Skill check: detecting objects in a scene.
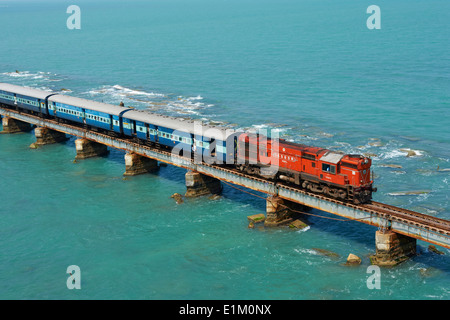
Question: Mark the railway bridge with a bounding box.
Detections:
[1,106,449,266]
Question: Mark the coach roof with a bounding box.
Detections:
[123,109,238,141]
[48,94,131,116]
[0,83,54,100]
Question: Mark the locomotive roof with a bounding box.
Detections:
[123,109,239,141]
[279,139,327,155]
[279,139,351,163]
[319,151,345,164]
[0,83,53,100]
[48,94,131,116]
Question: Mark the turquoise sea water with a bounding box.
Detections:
[0,0,449,299]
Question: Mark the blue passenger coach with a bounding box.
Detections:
[47,95,132,133]
[123,110,194,147]
[123,110,238,163]
[0,83,55,114]
[0,82,239,165]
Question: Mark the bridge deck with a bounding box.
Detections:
[1,106,449,249]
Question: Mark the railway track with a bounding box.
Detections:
[362,201,450,234]
[220,168,450,235]
[278,179,450,235]
[2,106,450,239]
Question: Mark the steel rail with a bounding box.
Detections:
[1,105,449,247]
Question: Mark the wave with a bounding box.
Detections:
[84,85,215,119]
[379,148,425,160]
[86,85,166,99]
[294,248,318,255]
[2,71,43,79]
[165,96,214,116]
[112,85,166,98]
[189,95,204,101]
[296,225,310,233]
[37,86,54,92]
[251,124,268,130]
[387,190,431,196]
[1,71,61,82]
[398,148,425,157]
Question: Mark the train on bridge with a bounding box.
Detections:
[0,83,376,204]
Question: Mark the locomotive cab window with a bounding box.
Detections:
[322,163,336,174]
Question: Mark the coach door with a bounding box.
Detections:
[131,120,137,136]
[39,99,44,116]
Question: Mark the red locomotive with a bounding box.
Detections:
[236,133,376,204]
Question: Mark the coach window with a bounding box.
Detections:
[322,163,336,174]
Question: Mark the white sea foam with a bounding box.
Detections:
[294,248,318,255]
[167,103,202,115]
[271,127,290,134]
[335,141,351,147]
[400,148,424,156]
[38,86,54,92]
[87,85,165,99]
[189,95,203,100]
[318,131,334,138]
[2,71,41,78]
[387,190,431,196]
[296,226,310,233]
[380,149,406,160]
[250,123,291,135]
[112,85,166,97]
[0,71,60,82]
[392,170,406,175]
[252,124,268,130]
[85,85,215,118]
[380,147,425,160]
[241,123,291,139]
[295,133,318,141]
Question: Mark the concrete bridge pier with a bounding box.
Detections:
[31,127,68,147]
[185,171,222,197]
[370,230,417,267]
[75,138,108,160]
[265,196,309,227]
[1,116,32,134]
[124,152,159,176]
